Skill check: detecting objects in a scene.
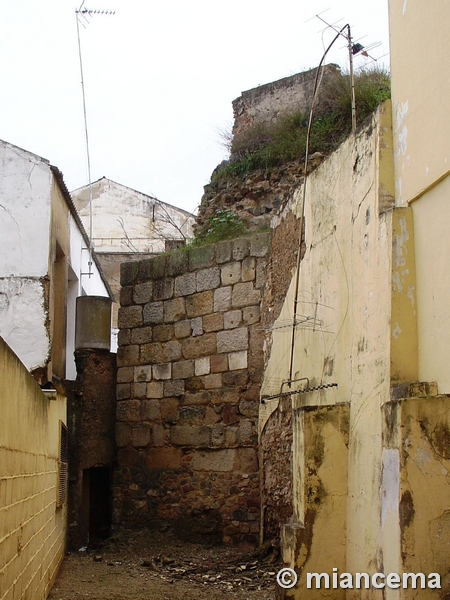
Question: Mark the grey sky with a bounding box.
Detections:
[0,0,389,213]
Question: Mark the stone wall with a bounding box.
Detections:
[231,65,340,141]
[114,233,271,544]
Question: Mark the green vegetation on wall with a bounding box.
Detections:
[215,67,391,180]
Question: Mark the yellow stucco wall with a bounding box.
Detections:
[0,338,67,600]
[390,0,450,394]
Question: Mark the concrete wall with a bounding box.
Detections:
[390,0,450,393]
[0,338,67,600]
[114,233,271,544]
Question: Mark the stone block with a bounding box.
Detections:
[152,423,165,447]
[137,257,153,281]
[140,342,164,364]
[204,406,221,425]
[232,283,261,308]
[189,245,215,270]
[211,424,225,447]
[228,350,248,371]
[221,262,241,286]
[185,376,206,392]
[120,260,139,286]
[190,316,203,337]
[240,420,257,445]
[193,449,237,472]
[141,398,161,421]
[171,425,210,447]
[205,374,222,389]
[164,379,185,397]
[174,319,191,339]
[224,310,242,330]
[222,370,248,387]
[166,249,189,277]
[215,240,232,264]
[118,328,131,347]
[202,312,223,332]
[120,285,133,307]
[239,399,259,417]
[116,383,131,400]
[222,404,239,424]
[134,365,152,382]
[133,281,153,304]
[145,381,163,399]
[151,254,167,279]
[182,333,216,359]
[197,267,221,292]
[153,363,172,380]
[217,327,248,353]
[183,391,211,406]
[186,291,214,318]
[235,448,258,473]
[117,399,141,422]
[164,297,186,323]
[195,357,210,376]
[233,237,250,260]
[132,425,151,447]
[132,382,147,398]
[118,305,143,329]
[117,366,134,383]
[250,232,271,257]
[225,427,238,446]
[153,324,174,342]
[131,326,153,345]
[152,278,174,301]
[174,272,196,297]
[161,397,180,421]
[241,257,256,282]
[255,258,268,289]
[146,447,182,470]
[143,301,164,324]
[163,340,182,362]
[242,306,260,325]
[214,287,232,312]
[179,406,206,425]
[210,354,228,373]
[115,422,131,447]
[173,360,195,379]
[211,388,240,405]
[117,345,140,367]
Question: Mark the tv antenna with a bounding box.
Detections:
[75,1,115,276]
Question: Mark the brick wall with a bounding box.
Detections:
[114,233,271,544]
[0,337,67,600]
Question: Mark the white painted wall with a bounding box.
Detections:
[66,213,111,379]
[0,140,51,278]
[72,178,194,254]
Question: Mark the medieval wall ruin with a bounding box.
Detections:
[113,233,271,544]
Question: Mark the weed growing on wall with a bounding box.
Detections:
[190,209,247,247]
[215,67,390,180]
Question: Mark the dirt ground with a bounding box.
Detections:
[49,530,280,600]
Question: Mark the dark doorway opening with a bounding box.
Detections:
[83,466,111,546]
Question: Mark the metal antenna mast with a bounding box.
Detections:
[75,2,115,277]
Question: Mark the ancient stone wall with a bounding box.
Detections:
[114,233,271,544]
[232,65,340,141]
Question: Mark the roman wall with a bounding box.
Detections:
[113,233,271,544]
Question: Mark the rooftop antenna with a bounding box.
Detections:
[75,1,115,277]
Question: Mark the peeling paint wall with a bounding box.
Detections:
[390,1,450,393]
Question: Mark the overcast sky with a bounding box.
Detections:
[0,0,389,214]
